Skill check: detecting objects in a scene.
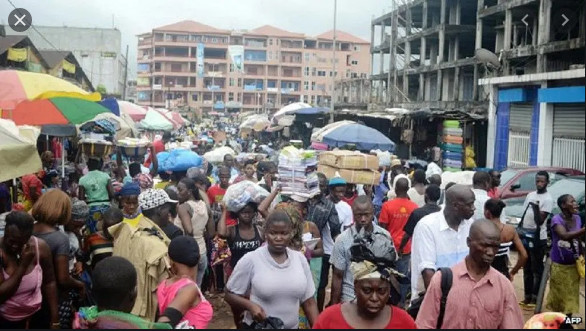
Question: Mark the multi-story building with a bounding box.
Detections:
[135,20,370,114]
[477,0,585,172]
[367,0,585,170]
[12,26,128,96]
[370,0,486,113]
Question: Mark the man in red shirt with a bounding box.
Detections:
[378,178,418,308]
[207,167,235,226]
[144,132,171,168]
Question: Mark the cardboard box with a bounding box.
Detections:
[319,150,379,170]
[318,164,381,185]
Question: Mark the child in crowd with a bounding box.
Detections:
[83,207,123,270]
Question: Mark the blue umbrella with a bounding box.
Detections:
[321,123,395,152]
[98,98,120,116]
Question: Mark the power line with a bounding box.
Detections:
[6,0,61,51]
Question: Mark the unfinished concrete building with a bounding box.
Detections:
[370,0,487,115]
[478,0,585,171]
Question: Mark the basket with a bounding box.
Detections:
[120,145,149,158]
[80,141,113,158]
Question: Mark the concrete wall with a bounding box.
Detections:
[13,26,126,95]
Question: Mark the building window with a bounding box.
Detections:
[230,64,234,72]
[304,81,309,90]
[229,92,234,101]
[311,67,317,76]
[192,94,198,101]
[229,78,235,86]
[354,45,360,51]
[269,38,273,46]
[304,67,309,77]
[311,82,316,91]
[304,53,310,62]
[212,38,217,43]
[351,60,358,65]
[318,70,326,77]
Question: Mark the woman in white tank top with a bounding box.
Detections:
[176,178,215,287]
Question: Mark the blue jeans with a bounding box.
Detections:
[395,254,411,308]
[197,254,208,288]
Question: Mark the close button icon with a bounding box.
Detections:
[8,8,32,33]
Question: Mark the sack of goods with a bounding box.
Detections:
[79,138,113,158]
[160,149,203,172]
[317,150,381,185]
[118,138,150,158]
[222,180,270,213]
[203,146,236,164]
[278,146,320,196]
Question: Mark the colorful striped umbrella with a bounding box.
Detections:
[11,97,111,126]
[0,70,101,111]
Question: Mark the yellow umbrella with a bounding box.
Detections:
[0,70,101,112]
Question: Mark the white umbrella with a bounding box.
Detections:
[240,114,271,132]
[271,102,312,123]
[0,119,42,182]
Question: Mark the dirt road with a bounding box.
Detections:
[207,251,585,329]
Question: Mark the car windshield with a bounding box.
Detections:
[499,169,518,188]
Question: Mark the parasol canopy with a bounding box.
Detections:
[10,97,111,126]
[165,111,187,127]
[119,101,148,122]
[312,121,395,152]
[139,109,176,131]
[271,102,312,122]
[239,114,271,132]
[0,70,101,111]
[0,119,42,182]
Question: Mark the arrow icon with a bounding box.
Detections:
[522,14,529,26]
[562,14,570,26]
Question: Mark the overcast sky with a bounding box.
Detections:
[1,0,393,76]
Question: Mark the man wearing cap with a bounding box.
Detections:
[108,188,172,321]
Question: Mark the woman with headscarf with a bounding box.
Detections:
[225,210,319,329]
[313,230,416,329]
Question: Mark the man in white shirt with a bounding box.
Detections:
[410,184,475,305]
[471,171,491,221]
[519,171,553,307]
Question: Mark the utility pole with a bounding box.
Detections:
[123,44,129,100]
[330,0,337,123]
